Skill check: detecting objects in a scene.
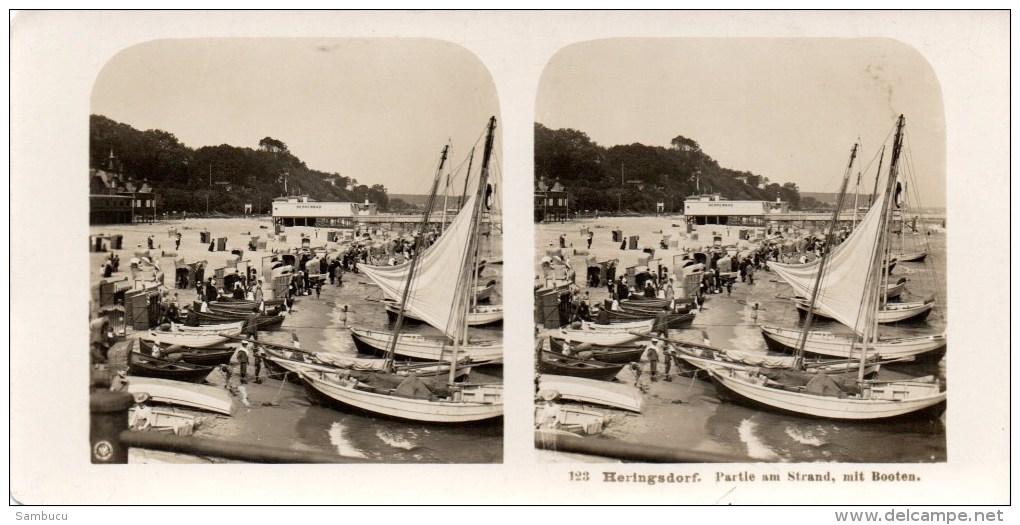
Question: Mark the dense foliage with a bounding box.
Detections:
[90,114,396,214]
[534,123,805,213]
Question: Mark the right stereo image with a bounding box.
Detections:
[533,39,948,463]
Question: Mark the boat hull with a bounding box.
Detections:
[605,308,695,328]
[142,332,229,348]
[709,368,946,421]
[171,321,244,336]
[124,376,234,415]
[299,370,502,423]
[549,329,643,347]
[138,339,235,367]
[383,299,503,326]
[547,338,643,364]
[894,251,928,263]
[796,300,934,324]
[127,352,215,383]
[350,327,502,363]
[537,351,625,381]
[536,374,645,413]
[760,325,946,360]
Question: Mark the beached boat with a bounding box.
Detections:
[207,304,285,317]
[893,250,928,263]
[537,374,645,413]
[170,321,244,336]
[300,369,502,423]
[760,325,946,360]
[186,310,286,330]
[549,327,644,347]
[671,341,883,377]
[256,338,470,378]
[884,276,908,300]
[535,403,609,435]
[708,368,945,420]
[138,338,236,367]
[537,350,625,381]
[795,297,934,324]
[382,298,503,326]
[546,337,644,364]
[299,117,503,423]
[710,117,947,421]
[141,330,229,349]
[604,308,695,328]
[129,406,205,435]
[580,319,653,332]
[127,351,216,383]
[350,327,502,363]
[474,281,497,302]
[123,376,234,415]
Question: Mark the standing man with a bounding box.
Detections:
[253,280,265,313]
[175,232,182,250]
[605,261,617,296]
[205,278,219,302]
[615,276,630,301]
[644,338,660,382]
[236,339,251,384]
[252,345,266,384]
[586,231,593,249]
[654,305,670,338]
[663,343,677,381]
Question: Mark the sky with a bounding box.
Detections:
[536,39,946,207]
[91,39,500,195]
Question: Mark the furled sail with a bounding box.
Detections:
[769,186,888,335]
[358,193,478,340]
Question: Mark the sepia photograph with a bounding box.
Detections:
[86,38,504,464]
[533,39,949,463]
[9,10,1010,507]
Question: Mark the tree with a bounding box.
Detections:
[670,135,701,152]
[258,137,288,153]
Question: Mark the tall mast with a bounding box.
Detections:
[794,143,856,369]
[448,117,496,385]
[383,145,447,371]
[852,142,862,228]
[441,152,451,234]
[858,115,906,381]
[869,145,885,208]
[459,147,475,210]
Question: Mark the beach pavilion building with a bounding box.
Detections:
[271,195,378,228]
[682,194,789,226]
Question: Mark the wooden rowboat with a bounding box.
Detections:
[127,351,215,384]
[537,374,645,413]
[537,350,625,382]
[124,376,234,415]
[138,339,236,367]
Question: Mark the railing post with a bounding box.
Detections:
[90,389,134,464]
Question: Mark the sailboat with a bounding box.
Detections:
[348,141,503,362]
[297,117,503,423]
[712,116,946,420]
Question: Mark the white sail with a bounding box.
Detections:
[769,187,887,335]
[358,193,478,340]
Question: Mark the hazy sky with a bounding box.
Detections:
[536,39,946,207]
[91,39,500,194]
